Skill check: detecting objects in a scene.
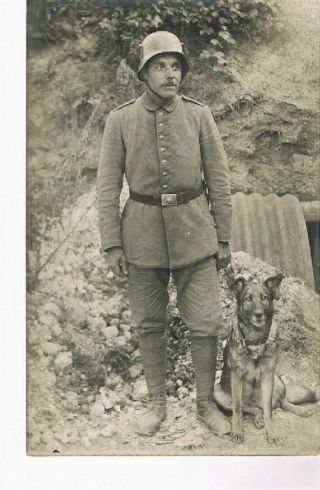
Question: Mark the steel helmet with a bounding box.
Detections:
[137,31,189,81]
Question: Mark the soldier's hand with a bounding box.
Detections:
[216,241,231,270]
[106,247,128,277]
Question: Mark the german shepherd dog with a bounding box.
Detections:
[214,271,316,444]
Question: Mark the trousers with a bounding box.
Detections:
[127,256,223,338]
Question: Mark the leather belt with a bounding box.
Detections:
[129,185,204,207]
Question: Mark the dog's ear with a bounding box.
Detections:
[229,276,246,297]
[264,273,284,300]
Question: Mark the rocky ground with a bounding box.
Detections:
[27,191,320,456]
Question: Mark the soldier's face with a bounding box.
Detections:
[143,54,182,99]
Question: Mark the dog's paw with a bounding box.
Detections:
[230,431,244,444]
[254,413,265,429]
[300,407,313,417]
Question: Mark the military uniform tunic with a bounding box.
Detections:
[97,90,232,269]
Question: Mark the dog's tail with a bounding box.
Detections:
[280,383,318,417]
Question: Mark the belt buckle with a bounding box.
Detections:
[161,193,178,206]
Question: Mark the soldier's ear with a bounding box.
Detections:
[140,67,147,82]
[229,276,246,298]
[264,273,284,300]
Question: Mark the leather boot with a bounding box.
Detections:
[191,336,231,436]
[135,332,167,436]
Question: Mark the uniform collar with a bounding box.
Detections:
[141,88,179,112]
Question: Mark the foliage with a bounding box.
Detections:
[26,157,88,290]
[28,0,279,65]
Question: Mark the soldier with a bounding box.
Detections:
[97,31,232,436]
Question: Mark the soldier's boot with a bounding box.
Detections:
[191,336,231,436]
[135,332,167,436]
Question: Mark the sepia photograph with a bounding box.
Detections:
[25,0,319,457]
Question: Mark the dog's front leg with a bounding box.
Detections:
[231,372,244,443]
[261,371,278,444]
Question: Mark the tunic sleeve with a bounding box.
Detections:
[200,106,232,241]
[96,110,125,251]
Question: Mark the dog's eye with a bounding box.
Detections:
[260,294,268,301]
[244,296,252,302]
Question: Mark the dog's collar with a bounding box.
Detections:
[232,317,277,348]
[238,322,269,346]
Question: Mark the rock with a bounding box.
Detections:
[121,310,131,322]
[42,302,62,318]
[215,369,222,383]
[132,349,141,360]
[189,390,196,401]
[50,323,63,337]
[123,331,132,341]
[28,323,40,345]
[81,404,90,415]
[65,391,79,410]
[120,323,131,332]
[105,295,123,317]
[38,370,57,389]
[54,351,73,370]
[166,379,176,395]
[102,326,119,339]
[99,392,115,410]
[132,378,148,401]
[132,401,143,408]
[110,318,120,327]
[129,363,143,380]
[88,316,105,333]
[118,395,129,408]
[105,373,122,389]
[39,356,50,368]
[177,387,189,399]
[38,422,50,434]
[46,403,58,416]
[41,341,63,356]
[114,336,127,347]
[41,430,55,444]
[39,324,52,341]
[63,297,89,327]
[89,400,105,419]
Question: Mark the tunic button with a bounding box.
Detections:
[160,147,165,152]
[162,171,167,176]
[159,135,164,139]
[159,122,164,127]
[163,184,168,190]
[162,159,167,164]
[159,111,164,116]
